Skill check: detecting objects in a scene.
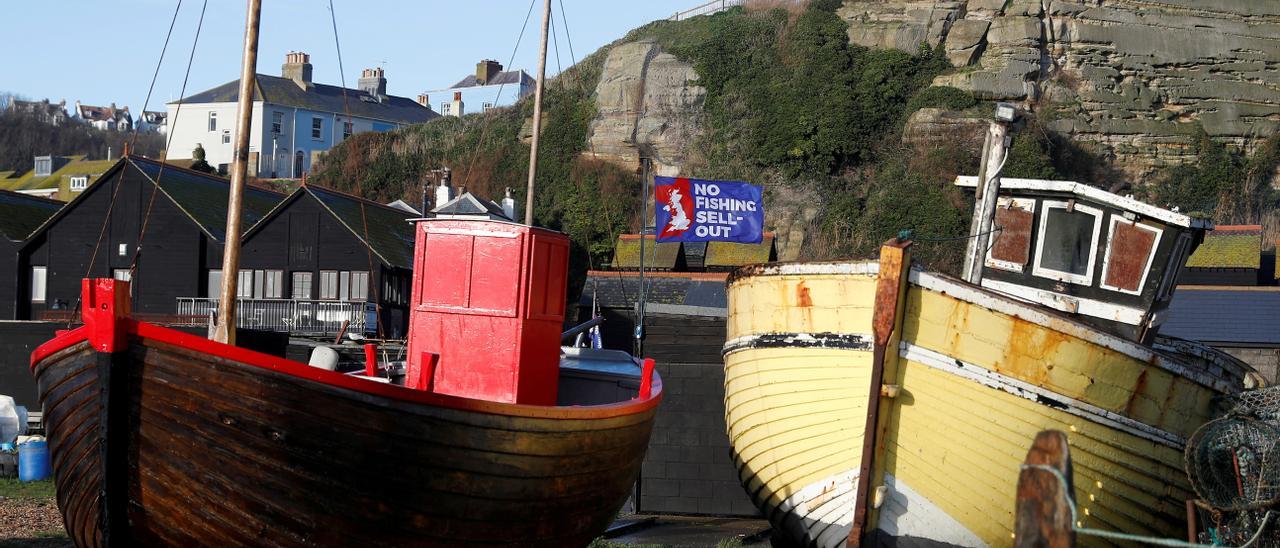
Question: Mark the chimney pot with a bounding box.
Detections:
[417,93,430,107]
[476,59,503,85]
[358,67,388,98]
[283,51,314,89]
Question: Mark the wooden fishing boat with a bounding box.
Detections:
[33,0,662,545]
[33,280,660,547]
[722,177,1251,546]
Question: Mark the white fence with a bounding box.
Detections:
[175,298,377,336]
[668,0,744,21]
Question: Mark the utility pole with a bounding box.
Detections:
[212,0,263,345]
[962,103,1017,285]
[523,0,552,225]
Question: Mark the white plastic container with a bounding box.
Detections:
[0,396,26,444]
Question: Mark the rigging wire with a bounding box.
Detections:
[329,0,386,339]
[557,0,578,67]
[459,0,537,192]
[130,0,210,274]
[549,9,562,77]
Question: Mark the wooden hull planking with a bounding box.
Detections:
[33,320,660,547]
[723,261,1230,547]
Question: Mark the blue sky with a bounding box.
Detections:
[1,0,695,113]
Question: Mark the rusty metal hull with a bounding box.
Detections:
[33,321,660,547]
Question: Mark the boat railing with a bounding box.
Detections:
[174,297,377,336]
[667,0,743,21]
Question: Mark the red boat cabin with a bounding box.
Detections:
[404,217,570,405]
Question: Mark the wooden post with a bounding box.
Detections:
[848,237,912,545]
[1015,430,1076,548]
[213,0,263,345]
[962,120,1010,284]
[523,0,553,225]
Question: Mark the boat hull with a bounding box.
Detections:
[724,261,1239,547]
[34,320,659,547]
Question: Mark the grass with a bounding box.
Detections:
[0,479,55,501]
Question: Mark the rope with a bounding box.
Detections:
[1020,464,1274,547]
[557,0,578,67]
[459,0,537,192]
[329,0,385,339]
[131,0,209,274]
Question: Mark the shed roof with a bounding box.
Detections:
[26,156,285,244]
[247,185,417,269]
[611,235,682,270]
[705,234,775,268]
[0,189,63,241]
[1160,289,1280,347]
[1186,226,1261,269]
[174,74,437,125]
[584,271,728,311]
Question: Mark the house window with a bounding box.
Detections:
[30,266,46,303]
[482,102,494,112]
[294,151,304,177]
[311,117,323,139]
[319,270,339,300]
[207,269,222,296]
[237,270,254,298]
[263,270,283,299]
[440,102,450,115]
[350,271,369,301]
[208,111,217,132]
[292,272,313,299]
[113,269,132,282]
[342,121,353,140]
[222,130,231,144]
[985,197,1035,273]
[1100,218,1163,295]
[1032,201,1103,285]
[272,111,283,134]
[69,175,89,192]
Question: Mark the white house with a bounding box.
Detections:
[423,60,534,117]
[165,51,438,178]
[138,111,167,135]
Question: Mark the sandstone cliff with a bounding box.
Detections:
[840,0,1280,178]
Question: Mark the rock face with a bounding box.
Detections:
[586,41,706,176]
[847,0,1280,179]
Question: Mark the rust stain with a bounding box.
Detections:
[1126,369,1149,416]
[991,206,1033,266]
[1004,319,1069,387]
[795,282,813,307]
[1104,221,1157,292]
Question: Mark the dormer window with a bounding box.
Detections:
[34,156,52,177]
[69,175,89,191]
[1032,200,1102,285]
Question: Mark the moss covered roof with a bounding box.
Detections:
[1186,228,1261,269]
[611,235,681,270]
[0,189,62,241]
[305,185,417,269]
[0,156,115,192]
[705,235,775,268]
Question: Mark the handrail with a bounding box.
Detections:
[561,316,604,342]
[667,0,742,21]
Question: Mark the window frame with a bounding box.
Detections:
[30,266,47,303]
[350,271,369,301]
[271,111,283,135]
[221,129,231,144]
[984,197,1036,273]
[311,117,323,140]
[207,269,222,297]
[291,271,313,300]
[1098,217,1163,296]
[319,270,339,300]
[208,111,217,132]
[69,175,89,191]
[342,121,353,140]
[263,270,284,299]
[237,270,254,298]
[1031,200,1104,286]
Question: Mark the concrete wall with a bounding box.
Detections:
[1223,346,1280,384]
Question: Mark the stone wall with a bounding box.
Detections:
[844,0,1280,179]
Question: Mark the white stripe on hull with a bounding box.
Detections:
[877,474,987,547]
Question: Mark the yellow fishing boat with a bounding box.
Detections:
[723,176,1252,546]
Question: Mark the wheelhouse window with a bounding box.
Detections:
[291,272,313,299]
[1032,201,1103,285]
[1100,218,1162,295]
[30,266,46,303]
[985,197,1035,272]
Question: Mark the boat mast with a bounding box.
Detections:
[523,0,552,225]
[212,0,264,344]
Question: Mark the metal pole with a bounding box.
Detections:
[963,120,1010,285]
[213,0,263,345]
[635,158,650,357]
[523,0,552,225]
[963,125,995,283]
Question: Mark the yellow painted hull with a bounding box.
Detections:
[724,262,1237,547]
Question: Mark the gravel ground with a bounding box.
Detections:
[0,496,68,547]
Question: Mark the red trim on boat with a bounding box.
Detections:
[31,318,662,420]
